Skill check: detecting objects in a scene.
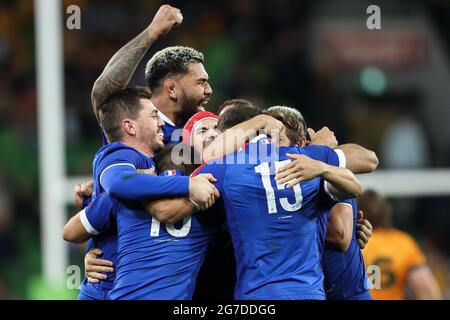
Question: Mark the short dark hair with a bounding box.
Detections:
[154,144,200,176]
[217,98,255,115]
[145,46,204,92]
[98,86,151,143]
[217,104,262,132]
[264,106,307,145]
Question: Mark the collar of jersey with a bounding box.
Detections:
[157,110,176,127]
[250,133,270,143]
[238,134,271,152]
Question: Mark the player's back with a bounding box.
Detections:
[362,228,426,300]
[217,140,340,300]
[107,169,220,300]
[108,201,219,300]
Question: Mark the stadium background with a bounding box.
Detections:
[0,0,450,299]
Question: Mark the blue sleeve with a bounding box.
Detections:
[337,198,358,217]
[337,198,354,206]
[100,164,189,201]
[81,196,92,209]
[300,145,346,168]
[320,188,357,212]
[192,161,226,195]
[80,193,116,235]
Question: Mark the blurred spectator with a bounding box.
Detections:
[358,190,442,300]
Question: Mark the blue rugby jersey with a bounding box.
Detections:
[78,142,188,299]
[107,170,220,299]
[194,136,346,300]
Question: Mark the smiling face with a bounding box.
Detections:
[191,117,220,152]
[175,63,213,123]
[134,98,165,155]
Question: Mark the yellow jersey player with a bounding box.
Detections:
[358,190,442,300]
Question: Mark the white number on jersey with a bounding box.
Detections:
[255,160,303,214]
[150,216,192,237]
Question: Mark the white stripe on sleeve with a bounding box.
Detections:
[323,181,339,202]
[80,208,100,235]
[334,149,347,168]
[336,202,353,209]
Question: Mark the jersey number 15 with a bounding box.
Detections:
[255,160,303,214]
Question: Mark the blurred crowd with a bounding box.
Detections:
[0,0,449,298]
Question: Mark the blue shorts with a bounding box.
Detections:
[78,282,110,300]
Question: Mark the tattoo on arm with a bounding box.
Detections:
[91,28,156,117]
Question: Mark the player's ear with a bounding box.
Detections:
[122,118,137,136]
[164,79,177,100]
[299,136,307,147]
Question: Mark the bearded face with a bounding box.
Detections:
[174,63,212,126]
[175,88,205,125]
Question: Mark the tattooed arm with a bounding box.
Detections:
[91,4,183,117]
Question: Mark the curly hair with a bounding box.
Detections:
[145,46,204,92]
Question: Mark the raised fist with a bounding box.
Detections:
[148,5,183,39]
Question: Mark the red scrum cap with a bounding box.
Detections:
[182,111,218,146]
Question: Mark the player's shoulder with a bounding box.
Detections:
[96,142,146,163]
[96,141,134,156]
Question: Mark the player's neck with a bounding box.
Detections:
[151,96,180,125]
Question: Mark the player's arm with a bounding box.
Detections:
[144,163,225,223]
[101,164,217,208]
[139,169,203,223]
[407,265,443,300]
[325,203,354,251]
[275,142,376,187]
[144,197,201,224]
[322,166,363,200]
[308,127,379,173]
[275,154,362,199]
[64,193,116,245]
[91,5,182,117]
[63,210,91,244]
[202,115,284,163]
[338,143,378,174]
[66,179,95,243]
[63,194,113,243]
